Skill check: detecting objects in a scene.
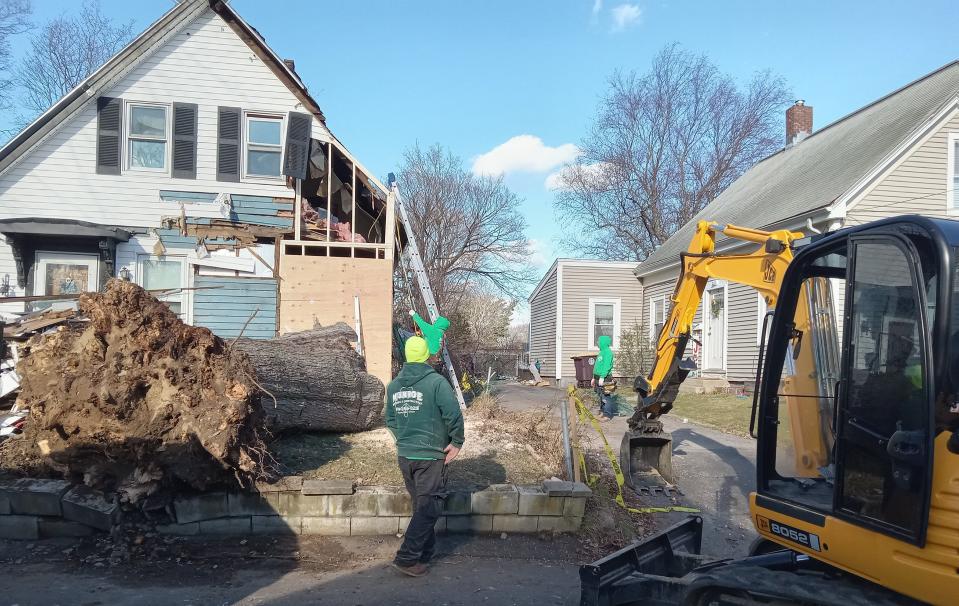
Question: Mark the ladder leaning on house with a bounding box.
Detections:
[387,173,467,410]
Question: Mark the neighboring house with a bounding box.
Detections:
[528,259,640,385]
[637,60,959,386]
[0,0,397,385]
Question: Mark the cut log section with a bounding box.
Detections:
[234,323,385,433]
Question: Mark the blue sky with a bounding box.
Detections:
[9,0,959,314]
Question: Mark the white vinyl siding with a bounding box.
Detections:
[528,267,558,378]
[846,111,959,225]
[0,8,331,228]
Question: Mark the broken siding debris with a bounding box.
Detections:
[192,276,277,340]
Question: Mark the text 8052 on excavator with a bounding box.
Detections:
[583,215,959,606]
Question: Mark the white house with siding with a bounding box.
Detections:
[0,0,398,384]
[636,60,959,387]
[528,259,640,385]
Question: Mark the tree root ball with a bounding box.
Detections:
[13,279,270,503]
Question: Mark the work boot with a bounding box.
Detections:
[392,562,429,577]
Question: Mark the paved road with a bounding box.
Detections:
[495,383,757,558]
[0,534,582,606]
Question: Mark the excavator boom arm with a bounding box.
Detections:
[630,220,802,428]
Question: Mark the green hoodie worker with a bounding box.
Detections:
[591,335,616,421]
[409,309,450,355]
[385,336,464,577]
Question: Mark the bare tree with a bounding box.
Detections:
[394,143,533,317]
[554,44,791,260]
[16,0,133,119]
[0,0,31,111]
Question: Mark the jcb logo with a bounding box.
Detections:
[761,258,776,283]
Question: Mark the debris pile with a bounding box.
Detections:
[234,323,385,433]
[6,280,269,502]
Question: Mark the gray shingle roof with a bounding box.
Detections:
[637,60,959,275]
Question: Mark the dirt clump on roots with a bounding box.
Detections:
[0,279,270,503]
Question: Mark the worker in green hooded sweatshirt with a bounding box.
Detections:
[591,335,616,421]
[385,336,464,577]
[409,309,450,356]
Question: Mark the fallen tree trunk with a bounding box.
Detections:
[235,324,385,433]
[9,280,270,503]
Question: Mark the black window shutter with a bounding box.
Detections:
[96,97,122,175]
[172,102,198,179]
[282,111,312,180]
[217,106,241,182]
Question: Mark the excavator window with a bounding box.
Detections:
[835,238,929,537]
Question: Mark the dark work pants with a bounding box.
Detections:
[395,457,447,566]
[596,378,617,419]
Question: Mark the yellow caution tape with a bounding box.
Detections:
[567,387,700,516]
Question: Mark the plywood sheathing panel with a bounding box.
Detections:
[279,255,393,386]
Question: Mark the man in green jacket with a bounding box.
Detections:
[386,336,465,577]
[591,335,616,421]
[409,309,450,356]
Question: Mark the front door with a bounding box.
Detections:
[34,252,99,309]
[705,283,725,370]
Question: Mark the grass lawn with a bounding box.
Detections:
[668,392,754,436]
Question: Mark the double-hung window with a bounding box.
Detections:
[589,298,621,349]
[128,103,168,171]
[245,114,283,178]
[138,255,188,321]
[650,296,666,342]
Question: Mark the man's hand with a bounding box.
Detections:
[598,377,605,387]
[590,378,596,387]
[408,309,416,316]
[443,444,461,465]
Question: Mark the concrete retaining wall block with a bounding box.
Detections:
[199,517,251,535]
[517,485,564,516]
[492,515,539,533]
[351,516,400,536]
[327,491,379,517]
[255,476,303,493]
[369,486,412,516]
[564,497,587,518]
[471,484,519,515]
[301,516,350,536]
[174,493,229,524]
[443,491,472,516]
[0,515,39,540]
[301,479,354,495]
[0,478,72,517]
[39,519,96,538]
[447,515,492,533]
[61,485,118,531]
[228,492,279,517]
[156,522,199,536]
[538,515,584,532]
[276,493,328,517]
[252,515,301,535]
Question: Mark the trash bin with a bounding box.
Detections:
[571,355,597,388]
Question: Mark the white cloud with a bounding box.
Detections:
[472,135,581,177]
[527,238,551,268]
[611,3,641,31]
[592,0,603,16]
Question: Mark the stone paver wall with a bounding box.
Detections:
[0,477,591,539]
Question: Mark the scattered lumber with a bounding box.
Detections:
[234,324,385,433]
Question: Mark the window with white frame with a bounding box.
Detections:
[649,296,666,342]
[245,114,283,178]
[127,103,169,171]
[138,255,188,320]
[949,133,959,211]
[588,298,621,349]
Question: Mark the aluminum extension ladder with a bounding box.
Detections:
[387,173,467,409]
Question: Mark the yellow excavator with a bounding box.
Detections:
[582,215,959,606]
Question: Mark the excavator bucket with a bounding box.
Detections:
[620,429,673,488]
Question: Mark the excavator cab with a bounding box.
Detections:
[585,216,959,605]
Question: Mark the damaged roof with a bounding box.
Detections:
[638,60,959,276]
[0,0,327,175]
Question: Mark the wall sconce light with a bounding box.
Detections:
[118,267,132,281]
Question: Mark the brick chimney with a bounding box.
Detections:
[786,100,813,146]
[283,58,296,73]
